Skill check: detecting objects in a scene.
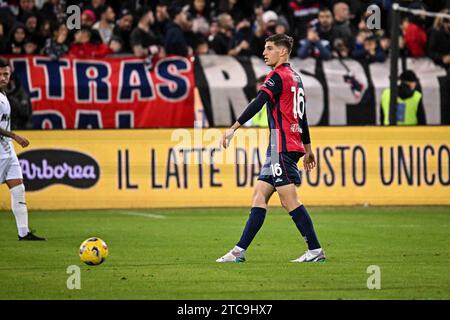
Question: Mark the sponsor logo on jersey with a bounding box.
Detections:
[290,123,303,133]
[18,149,100,191]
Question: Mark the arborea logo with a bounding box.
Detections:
[18,149,100,191]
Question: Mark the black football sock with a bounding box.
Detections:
[289,205,321,250]
[236,207,266,250]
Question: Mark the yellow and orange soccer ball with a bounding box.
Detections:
[79,237,109,265]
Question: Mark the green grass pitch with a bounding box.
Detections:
[0,206,449,300]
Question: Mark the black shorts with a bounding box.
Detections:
[258,152,303,188]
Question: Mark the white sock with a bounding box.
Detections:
[234,246,245,252]
[10,184,29,237]
[309,248,322,254]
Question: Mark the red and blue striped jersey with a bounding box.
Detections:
[259,63,310,154]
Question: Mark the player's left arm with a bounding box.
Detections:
[0,128,29,148]
[301,109,316,171]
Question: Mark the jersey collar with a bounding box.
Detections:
[275,62,290,70]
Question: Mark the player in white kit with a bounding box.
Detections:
[0,58,45,240]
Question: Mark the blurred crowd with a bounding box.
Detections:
[0,0,449,68]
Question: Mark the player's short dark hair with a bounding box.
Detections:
[265,33,294,54]
[0,58,10,68]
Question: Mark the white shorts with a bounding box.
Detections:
[0,154,23,184]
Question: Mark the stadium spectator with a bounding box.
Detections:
[108,35,125,55]
[68,9,103,45]
[112,8,134,53]
[183,9,199,52]
[37,18,52,48]
[153,0,170,42]
[428,11,450,68]
[379,34,391,56]
[352,33,386,63]
[42,22,69,60]
[314,7,335,42]
[17,0,39,22]
[195,34,211,55]
[129,7,160,58]
[68,28,113,58]
[188,0,211,36]
[21,12,39,38]
[164,4,192,57]
[38,0,67,23]
[208,16,219,39]
[333,1,356,52]
[397,22,410,62]
[297,27,332,60]
[228,17,253,57]
[5,23,27,55]
[250,7,274,57]
[252,1,291,42]
[210,12,252,56]
[209,13,233,54]
[380,70,426,125]
[288,0,320,40]
[5,73,33,130]
[297,7,335,60]
[275,19,290,35]
[356,9,386,45]
[23,34,40,54]
[84,0,107,21]
[81,9,97,28]
[0,5,16,35]
[351,8,389,63]
[256,8,290,37]
[332,37,350,58]
[402,1,428,58]
[93,5,116,44]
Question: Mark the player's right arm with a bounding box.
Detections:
[220,90,270,149]
[0,128,29,147]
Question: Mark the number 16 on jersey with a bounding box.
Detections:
[291,86,305,120]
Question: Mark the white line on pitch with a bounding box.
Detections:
[112,211,167,219]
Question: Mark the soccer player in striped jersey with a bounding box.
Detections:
[216,34,325,263]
